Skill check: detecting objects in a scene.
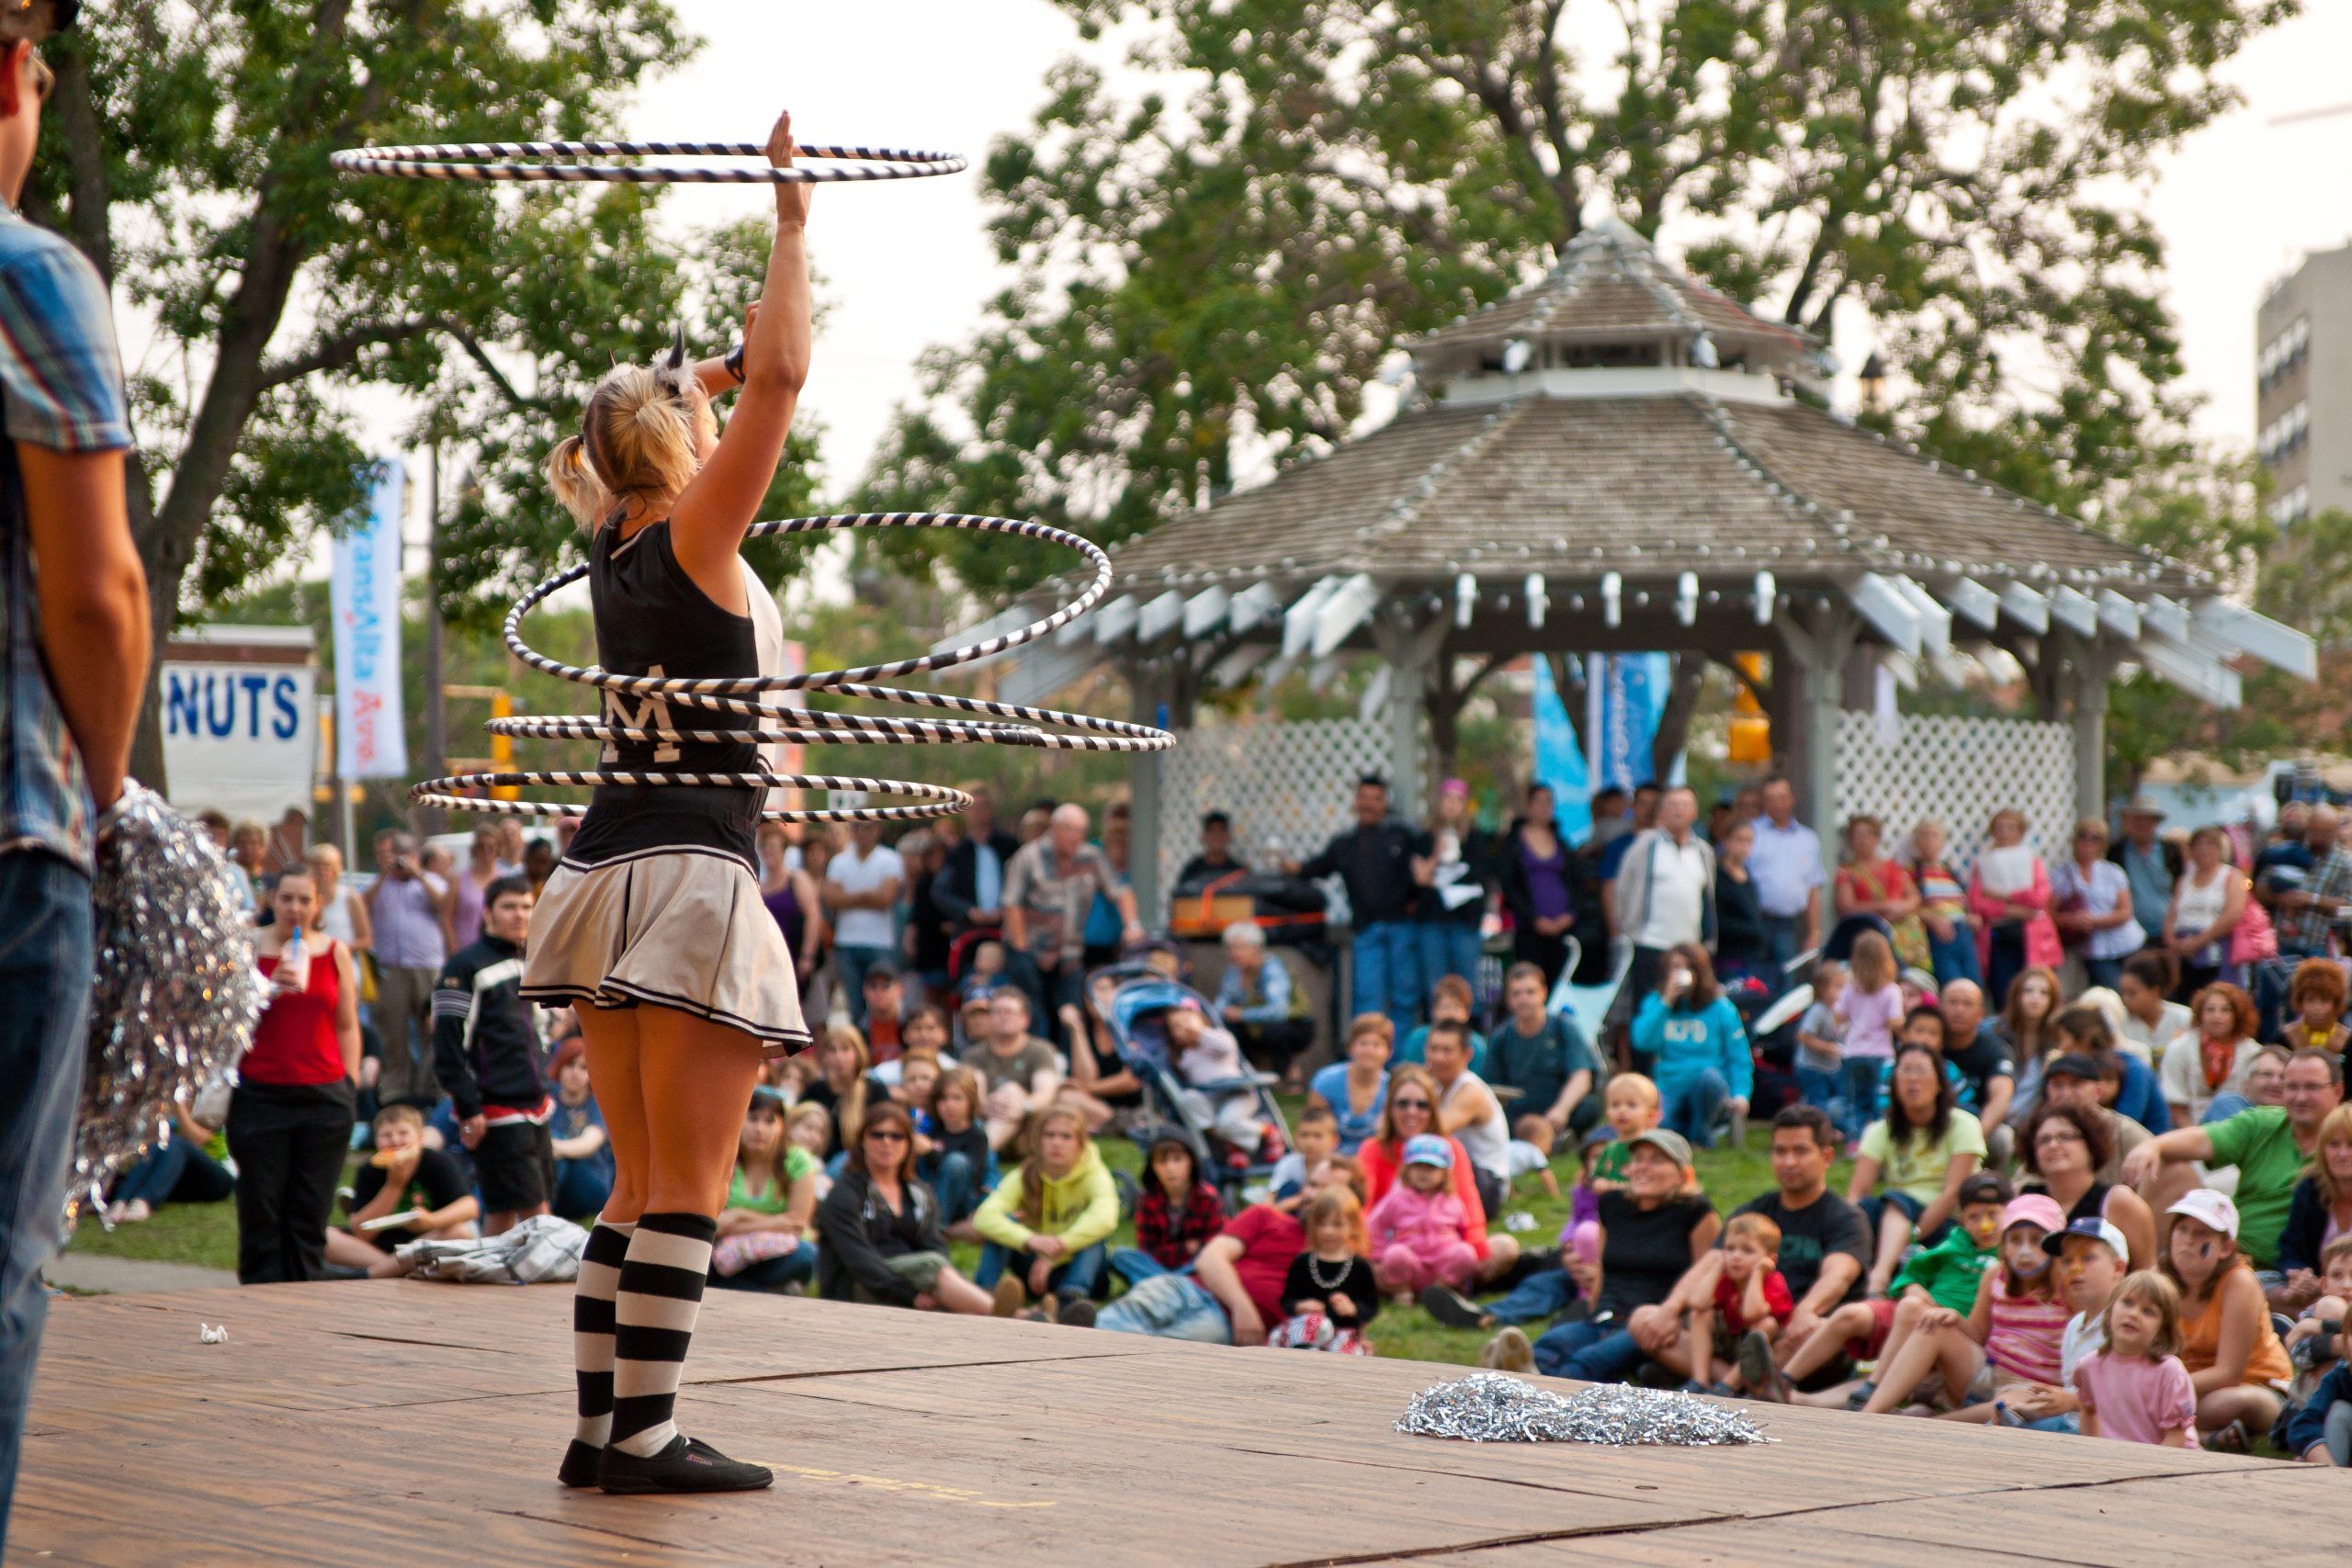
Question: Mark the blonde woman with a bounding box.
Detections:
[519,108,813,1496]
[303,842,370,954]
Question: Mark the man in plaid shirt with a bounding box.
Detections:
[0,2,153,1548]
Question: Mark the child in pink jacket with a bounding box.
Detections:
[1365,1135,1479,1297]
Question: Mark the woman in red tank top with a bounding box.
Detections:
[226,871,359,1283]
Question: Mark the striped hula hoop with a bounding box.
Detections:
[411,512,1171,822]
[328,140,967,185]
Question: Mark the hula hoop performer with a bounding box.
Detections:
[528,108,811,1497]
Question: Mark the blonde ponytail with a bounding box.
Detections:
[547,360,708,531]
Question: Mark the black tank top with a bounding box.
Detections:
[563,517,762,871]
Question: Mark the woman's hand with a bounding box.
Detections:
[767,108,810,228]
[1029,1234,1068,1259]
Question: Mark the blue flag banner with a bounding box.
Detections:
[330,462,409,779]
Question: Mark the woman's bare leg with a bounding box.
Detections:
[1862,1324,1971,1415]
[931,1264,994,1315]
[582,1007,648,1224]
[1867,1209,1913,1295]
[1782,1300,1875,1385]
[1473,1234,1522,1284]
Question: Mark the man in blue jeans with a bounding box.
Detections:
[1287,774,1430,1038]
[0,4,153,1546]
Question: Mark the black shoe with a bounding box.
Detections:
[318,1264,369,1281]
[558,1438,603,1489]
[597,1434,774,1495]
[1056,1298,1097,1328]
[1419,1284,1487,1330]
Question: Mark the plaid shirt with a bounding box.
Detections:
[0,204,131,874]
[1134,1179,1227,1270]
[2280,847,2352,953]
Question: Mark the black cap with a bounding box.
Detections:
[0,0,76,41]
[2043,1052,2101,1081]
[861,960,899,986]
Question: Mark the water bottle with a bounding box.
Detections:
[279,926,307,993]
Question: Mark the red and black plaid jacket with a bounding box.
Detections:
[1136,1179,1227,1269]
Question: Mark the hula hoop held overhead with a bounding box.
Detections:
[331,139,1170,826]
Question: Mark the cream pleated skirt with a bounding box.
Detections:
[522,847,809,1055]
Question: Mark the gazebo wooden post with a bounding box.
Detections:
[2052,631,2119,825]
[1374,613,1449,820]
[1773,601,1860,870]
[1127,655,1174,925]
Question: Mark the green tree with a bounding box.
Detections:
[857,0,2289,631]
[35,2,820,793]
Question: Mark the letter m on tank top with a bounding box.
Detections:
[602,664,682,765]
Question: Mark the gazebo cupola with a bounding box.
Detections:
[947,223,2315,922]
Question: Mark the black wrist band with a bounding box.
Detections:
[724,342,746,383]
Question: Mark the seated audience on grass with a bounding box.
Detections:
[786,1104,835,1201]
[1996,1214,2131,1434]
[2075,1270,2199,1447]
[1270,1105,1340,1212]
[2124,1049,2346,1286]
[1708,1107,1872,1392]
[1059,971,1145,1132]
[1167,998,1269,1161]
[547,1038,613,1223]
[917,1065,990,1238]
[1485,962,1602,1145]
[1214,920,1315,1088]
[1396,973,1489,1076]
[2032,1052,2154,1185]
[1877,1005,1971,1122]
[2278,1104,2352,1311]
[1095,1158,1365,1345]
[799,1021,884,1163]
[891,1049,942,1131]
[1273,1188,1379,1354]
[1511,1128,1721,1384]
[1849,1041,1985,1297]
[2018,1099,2156,1270]
[1680,1213,1793,1395]
[814,1102,993,1314]
[974,1105,1118,1321]
[709,1087,819,1292]
[1419,1125,1621,1337]
[2154,1189,2293,1450]
[2158,983,2262,1128]
[2282,1301,2352,1465]
[971,989,1063,1152]
[1768,1171,2007,1405]
[2278,958,2350,1056]
[2116,951,2191,1066]
[2279,1235,2352,1464]
[1112,1134,1225,1284]
[1587,1073,1660,1198]
[1994,965,2064,1100]
[1507,1114,1564,1201]
[105,1103,234,1226]
[1367,1135,1480,1299]
[327,1103,479,1279]
[1855,1193,2065,1418]
[1356,1065,1519,1286]
[1422,1021,1512,1215]
[1630,942,1752,1150]
[1306,1013,1394,1154]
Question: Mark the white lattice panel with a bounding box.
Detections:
[1834,711,2076,874]
[1158,716,1391,922]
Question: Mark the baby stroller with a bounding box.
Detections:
[1098,968,1292,1207]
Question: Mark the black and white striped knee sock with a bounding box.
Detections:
[572,1218,636,1449]
[610,1211,718,1459]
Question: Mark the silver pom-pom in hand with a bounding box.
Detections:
[1396,1373,1772,1447]
[69,782,266,1230]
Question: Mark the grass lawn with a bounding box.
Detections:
[65,1113,1838,1369]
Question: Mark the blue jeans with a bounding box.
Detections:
[835,944,893,1028]
[711,1245,817,1292]
[1352,921,1422,1037]
[1795,1064,1841,1119]
[1485,1266,1577,1327]
[975,1238,1107,1301]
[2082,956,2124,993]
[1660,1069,1730,1150]
[1927,924,1982,988]
[0,851,95,1551]
[1095,1271,1231,1342]
[1532,1316,1654,1382]
[552,1159,613,1223]
[919,1149,981,1226]
[1762,914,1804,965]
[108,1134,234,1211]
[1417,921,1484,1009]
[1007,950,1086,1049]
[1838,1058,1883,1146]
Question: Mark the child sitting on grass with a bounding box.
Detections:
[1419,1124,1611,1336]
[2075,1270,2199,1447]
[1996,1215,2127,1432]
[786,1103,835,1200]
[1508,1114,1563,1201]
[1274,1188,1379,1354]
[1859,1194,2068,1419]
[1366,1135,1477,1299]
[1683,1213,1793,1395]
[1119,1134,1225,1280]
[2281,1244,2350,1464]
[1271,1105,1339,1212]
[2286,1234,2352,1392]
[1589,1073,1661,1196]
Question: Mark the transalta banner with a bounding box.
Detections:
[331,461,409,779]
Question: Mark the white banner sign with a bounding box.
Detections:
[164,660,317,823]
[331,461,409,778]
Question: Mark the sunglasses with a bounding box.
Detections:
[1390,1097,1432,1111]
[864,1128,909,1144]
[25,49,49,104]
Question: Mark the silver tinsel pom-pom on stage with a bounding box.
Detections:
[1396,1374,1772,1447]
[67,783,265,1231]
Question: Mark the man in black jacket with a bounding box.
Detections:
[932,786,1021,937]
[1284,775,1430,1036]
[434,875,550,1235]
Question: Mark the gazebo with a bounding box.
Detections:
[948,223,2314,920]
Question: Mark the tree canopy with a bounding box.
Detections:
[38,1,817,788]
[859,0,2291,597]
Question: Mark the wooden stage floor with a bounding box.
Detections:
[15,1281,2349,1566]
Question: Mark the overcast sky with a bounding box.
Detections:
[625,0,2352,495]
